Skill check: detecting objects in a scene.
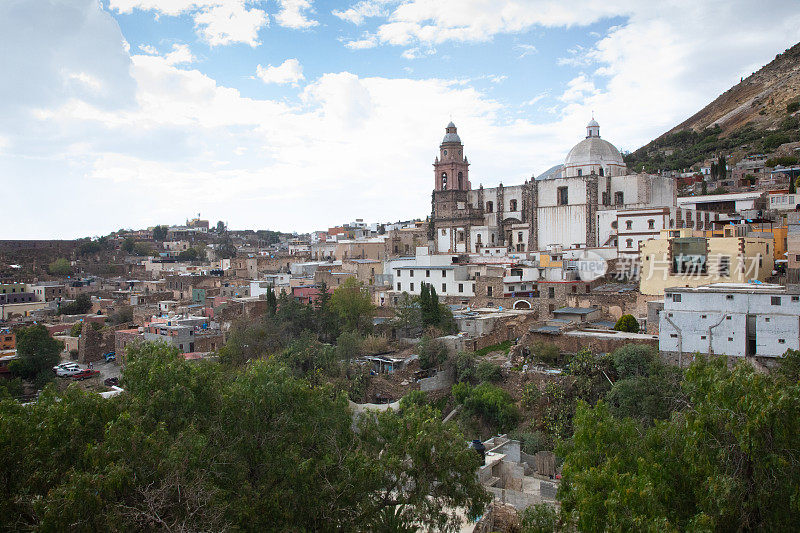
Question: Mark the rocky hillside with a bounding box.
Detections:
[669,42,800,135]
[625,42,800,173]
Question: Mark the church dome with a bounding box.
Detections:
[563,119,626,178]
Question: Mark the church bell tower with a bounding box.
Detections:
[434,122,470,191]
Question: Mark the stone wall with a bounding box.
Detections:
[418,366,455,392]
[522,330,658,355]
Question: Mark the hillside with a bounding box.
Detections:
[625,42,800,173]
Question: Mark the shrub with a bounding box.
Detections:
[59,294,93,316]
[418,337,448,370]
[474,340,512,357]
[787,100,799,114]
[69,322,83,337]
[476,360,503,383]
[453,382,519,432]
[455,351,476,383]
[521,503,558,533]
[521,383,541,409]
[613,314,640,333]
[511,430,554,456]
[361,334,389,355]
[336,330,362,363]
[400,390,428,410]
[532,341,560,365]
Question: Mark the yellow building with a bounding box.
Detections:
[706,221,787,261]
[640,229,773,295]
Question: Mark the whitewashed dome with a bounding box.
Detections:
[563,119,626,178]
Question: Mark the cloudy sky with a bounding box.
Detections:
[3,0,800,238]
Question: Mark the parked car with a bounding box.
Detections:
[72,369,100,381]
[103,352,116,362]
[53,362,82,377]
[103,377,119,387]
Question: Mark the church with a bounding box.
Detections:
[430,120,715,258]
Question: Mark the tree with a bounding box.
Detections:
[355,404,490,531]
[152,225,168,241]
[417,336,448,370]
[336,330,362,364]
[613,314,640,333]
[329,278,375,334]
[47,258,71,276]
[217,318,288,366]
[107,306,133,325]
[559,356,800,531]
[215,220,225,233]
[452,382,519,432]
[392,292,422,334]
[69,322,83,337]
[9,324,63,385]
[265,286,277,316]
[59,293,92,315]
[455,351,477,383]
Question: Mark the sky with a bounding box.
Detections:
[3,0,800,239]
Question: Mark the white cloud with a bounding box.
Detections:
[274,0,318,29]
[332,0,392,25]
[109,0,268,46]
[401,46,435,59]
[164,43,195,65]
[344,33,379,49]
[256,58,305,85]
[515,43,537,58]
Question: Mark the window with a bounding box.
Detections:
[458,231,465,242]
[611,220,618,229]
[509,285,515,292]
[792,296,799,302]
[626,220,633,230]
[726,294,734,300]
[397,283,401,291]
[728,337,734,342]
[557,186,569,205]
[517,232,523,242]
[701,314,707,319]
[599,167,605,176]
[441,283,447,292]
[577,169,583,176]
[614,191,624,205]
[409,270,414,277]
[648,219,655,229]
[672,237,708,274]
[458,171,463,189]
[765,317,770,322]
[672,294,681,302]
[602,192,609,205]
[441,172,447,188]
[486,201,494,213]
[771,296,781,306]
[726,316,731,320]
[487,286,493,297]
[670,334,678,338]
[548,287,555,298]
[477,234,482,244]
[510,199,518,211]
[701,335,707,340]
[410,283,414,291]
[490,234,495,244]
[441,229,446,236]
[458,283,463,293]
[779,339,786,344]
[442,270,447,278]
[626,239,633,248]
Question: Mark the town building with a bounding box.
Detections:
[639,228,773,295]
[659,283,800,362]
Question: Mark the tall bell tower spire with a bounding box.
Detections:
[434,121,470,191]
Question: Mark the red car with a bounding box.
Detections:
[72,369,100,381]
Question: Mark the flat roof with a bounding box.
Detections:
[678,191,764,203]
[665,282,794,294]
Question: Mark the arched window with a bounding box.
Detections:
[614,191,624,205]
[626,239,633,248]
[599,167,605,176]
[486,201,494,213]
[626,220,633,230]
[440,172,448,189]
[458,171,463,189]
[510,199,517,211]
[648,219,655,229]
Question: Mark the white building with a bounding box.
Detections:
[659,283,800,360]
[387,247,475,300]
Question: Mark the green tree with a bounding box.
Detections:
[152,225,168,241]
[265,286,278,316]
[47,258,71,276]
[329,277,375,334]
[559,356,800,531]
[215,220,225,233]
[217,317,288,366]
[9,325,63,385]
[69,321,83,337]
[455,351,477,383]
[613,314,640,333]
[355,404,490,530]
[59,293,93,315]
[336,330,362,364]
[417,336,448,370]
[393,292,422,333]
